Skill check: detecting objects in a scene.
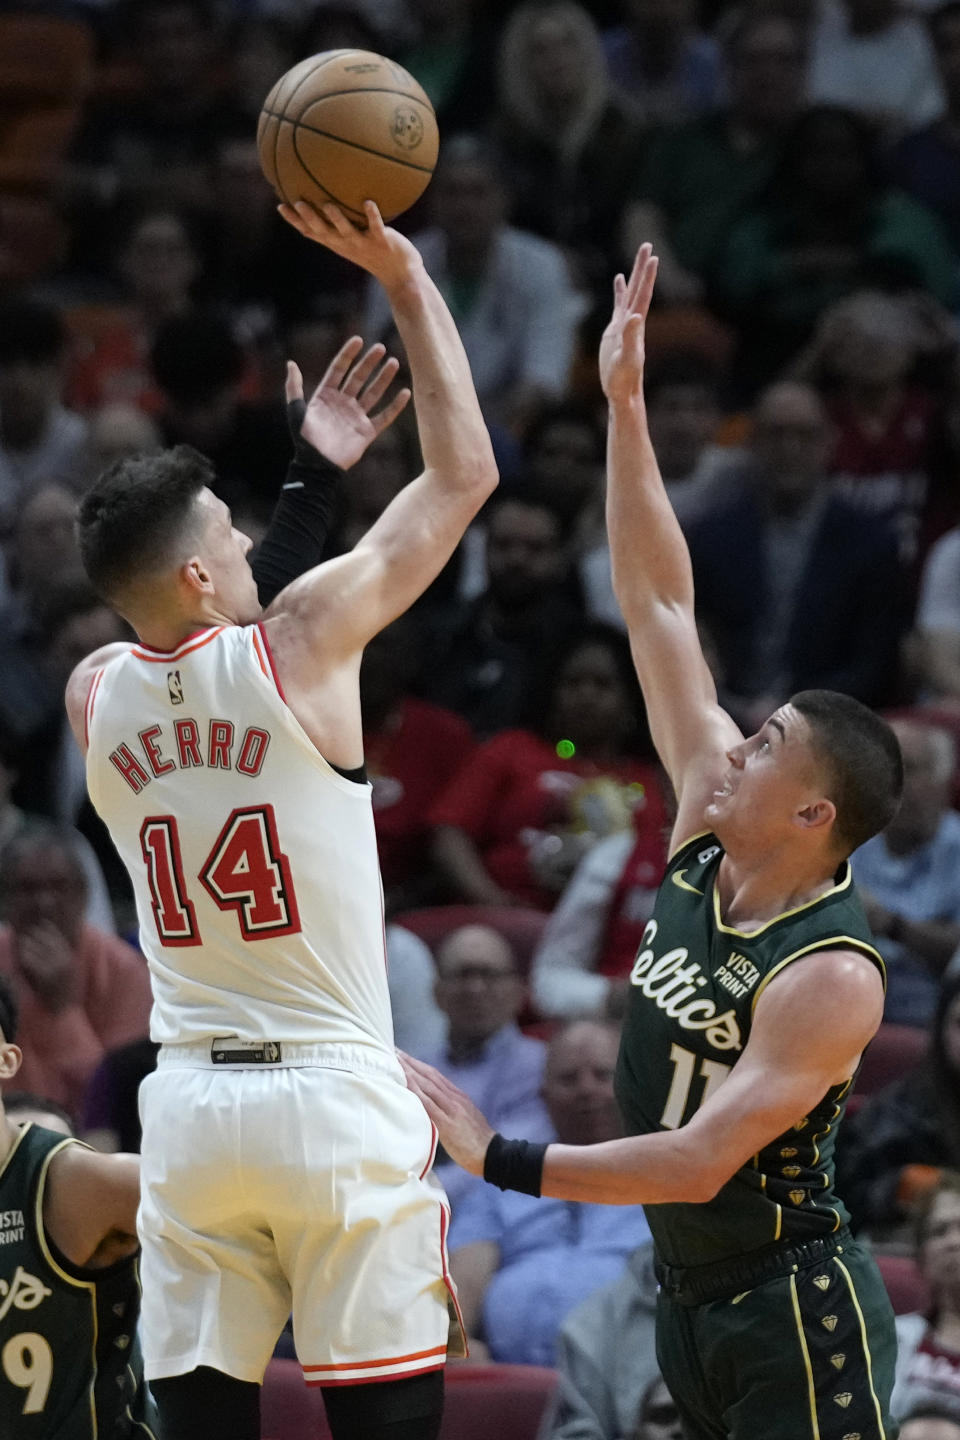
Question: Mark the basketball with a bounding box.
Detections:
[257,50,439,225]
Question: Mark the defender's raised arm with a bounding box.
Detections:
[602,246,741,842]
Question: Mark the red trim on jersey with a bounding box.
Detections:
[84,667,104,746]
[250,626,271,681]
[419,1123,439,1181]
[439,1203,466,1349]
[131,627,224,662]
[256,622,286,702]
[306,1361,446,1388]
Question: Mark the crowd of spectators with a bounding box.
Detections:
[10,0,960,1429]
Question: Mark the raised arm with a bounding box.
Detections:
[402,947,884,1207]
[264,201,498,660]
[601,245,741,845]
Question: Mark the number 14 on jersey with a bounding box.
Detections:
[140,804,301,946]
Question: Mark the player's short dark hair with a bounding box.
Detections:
[3,1091,75,1132]
[0,296,67,367]
[78,445,214,602]
[790,690,903,855]
[0,975,18,1044]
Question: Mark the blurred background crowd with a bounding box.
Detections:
[11,0,960,1434]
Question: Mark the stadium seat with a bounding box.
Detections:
[847,1023,927,1117]
[442,1364,557,1439]
[392,906,548,980]
[874,1253,931,1316]
[260,1359,557,1440]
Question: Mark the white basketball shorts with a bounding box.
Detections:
[137,1043,465,1386]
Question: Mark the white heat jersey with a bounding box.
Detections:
[85,623,395,1053]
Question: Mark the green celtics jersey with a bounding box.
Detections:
[0,1123,156,1439]
[615,832,884,1269]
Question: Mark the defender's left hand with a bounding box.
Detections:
[286,336,411,471]
[399,1051,494,1177]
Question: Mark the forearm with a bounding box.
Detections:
[385,267,496,490]
[253,459,342,607]
[606,396,696,618]
[540,1130,714,1206]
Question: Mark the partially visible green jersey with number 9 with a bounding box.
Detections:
[0,1123,156,1439]
[614,831,884,1269]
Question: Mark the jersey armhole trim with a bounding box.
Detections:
[84,667,105,747]
[34,1139,100,1291]
[667,830,715,864]
[750,936,886,1017]
[255,622,287,702]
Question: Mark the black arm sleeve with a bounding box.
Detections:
[251,397,345,608]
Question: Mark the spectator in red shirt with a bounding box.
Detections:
[429,623,667,910]
[0,823,152,1119]
[360,616,476,913]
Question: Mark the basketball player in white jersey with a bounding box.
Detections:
[63,200,499,1440]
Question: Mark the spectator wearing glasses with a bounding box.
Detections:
[412,924,550,1210]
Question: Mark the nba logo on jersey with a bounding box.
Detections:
[167,671,184,705]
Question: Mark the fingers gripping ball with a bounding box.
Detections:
[257,50,439,224]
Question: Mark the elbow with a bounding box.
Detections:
[692,1170,724,1204]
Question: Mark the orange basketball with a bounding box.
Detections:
[257,50,439,224]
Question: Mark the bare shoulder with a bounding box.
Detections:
[45,1143,140,1262]
[65,642,133,753]
[751,947,885,1081]
[48,1141,139,1201]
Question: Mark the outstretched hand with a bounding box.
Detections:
[278,199,423,293]
[399,1051,494,1177]
[286,336,411,471]
[599,242,659,404]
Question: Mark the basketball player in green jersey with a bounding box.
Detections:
[402,245,903,1440]
[0,975,156,1439]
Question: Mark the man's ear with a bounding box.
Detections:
[0,1041,23,1081]
[795,797,837,833]
[180,556,214,596]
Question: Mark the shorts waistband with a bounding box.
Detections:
[655,1228,852,1306]
[156,1039,403,1079]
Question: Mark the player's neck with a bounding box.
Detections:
[133,605,236,653]
[0,1112,21,1168]
[716,848,839,932]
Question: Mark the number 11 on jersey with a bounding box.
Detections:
[660,1042,732,1129]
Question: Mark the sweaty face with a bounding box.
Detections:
[706,706,826,850]
[194,489,259,625]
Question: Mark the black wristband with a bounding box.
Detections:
[482,1133,548,1197]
